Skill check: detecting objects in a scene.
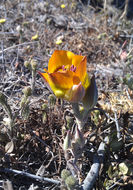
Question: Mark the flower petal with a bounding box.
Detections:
[65,82,85,102]
[75,56,90,89]
[50,71,74,89]
[39,71,66,98]
[39,70,75,98]
[48,50,84,73]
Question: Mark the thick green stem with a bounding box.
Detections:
[71,103,82,120]
[72,103,89,130]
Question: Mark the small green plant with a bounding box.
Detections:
[0,92,13,132]
[41,103,49,124]
[61,169,78,190]
[48,94,56,108]
[24,58,37,94]
[0,92,15,153]
[20,86,31,120]
[65,175,78,190]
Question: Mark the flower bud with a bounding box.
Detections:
[22,87,32,97]
[30,59,37,71]
[24,60,31,68]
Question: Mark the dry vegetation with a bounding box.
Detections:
[0,0,133,190]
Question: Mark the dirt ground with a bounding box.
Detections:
[0,0,133,190]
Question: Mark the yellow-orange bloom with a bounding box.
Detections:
[39,50,91,103]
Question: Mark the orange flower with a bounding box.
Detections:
[39,50,91,103]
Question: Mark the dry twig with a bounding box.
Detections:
[0,167,61,185]
[82,137,108,190]
[114,112,121,140]
[0,41,38,54]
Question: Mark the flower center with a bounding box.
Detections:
[70,65,76,72]
[62,64,76,72]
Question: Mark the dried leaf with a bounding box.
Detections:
[3,180,13,190]
[5,141,14,154]
[36,165,46,176]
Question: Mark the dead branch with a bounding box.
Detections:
[81,137,108,190]
[0,167,61,185]
[0,41,38,54]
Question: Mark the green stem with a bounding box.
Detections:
[72,103,89,130]
[71,103,82,120]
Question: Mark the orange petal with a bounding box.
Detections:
[75,56,90,89]
[50,71,74,89]
[48,50,84,73]
[75,56,86,82]
[38,71,54,94]
[39,70,74,98]
[73,76,81,85]
[39,71,66,98]
[39,70,73,89]
[38,71,49,83]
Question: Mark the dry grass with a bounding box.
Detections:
[0,0,133,189]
